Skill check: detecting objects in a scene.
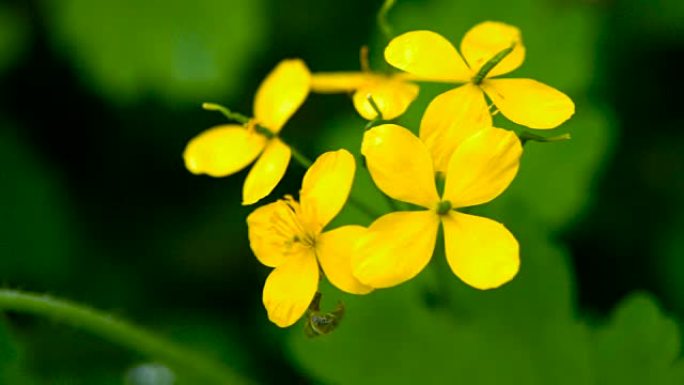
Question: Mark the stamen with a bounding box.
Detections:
[267,196,316,254]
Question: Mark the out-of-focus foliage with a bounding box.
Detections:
[0,320,37,385]
[0,5,28,75]
[1,0,683,383]
[41,0,267,104]
[592,293,682,385]
[0,124,77,286]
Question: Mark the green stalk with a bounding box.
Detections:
[0,289,253,385]
[472,44,516,85]
[377,0,397,41]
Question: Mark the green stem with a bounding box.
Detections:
[289,146,313,168]
[472,44,516,85]
[364,95,387,131]
[202,103,251,125]
[377,0,396,41]
[0,289,252,385]
[518,131,571,146]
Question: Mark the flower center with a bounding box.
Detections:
[269,196,316,254]
[435,200,452,216]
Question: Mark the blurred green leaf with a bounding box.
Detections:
[0,122,77,285]
[0,319,37,385]
[0,5,28,75]
[42,0,267,104]
[487,104,616,231]
[614,0,684,40]
[287,223,593,385]
[590,293,683,385]
[654,204,684,314]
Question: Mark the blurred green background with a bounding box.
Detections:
[1,0,683,383]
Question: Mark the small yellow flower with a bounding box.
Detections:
[311,71,418,120]
[183,59,310,205]
[247,149,372,327]
[385,21,575,129]
[352,124,522,290]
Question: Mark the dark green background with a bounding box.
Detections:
[1,0,683,383]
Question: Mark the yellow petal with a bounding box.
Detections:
[317,225,373,294]
[253,59,311,133]
[242,139,291,205]
[442,212,519,290]
[300,149,355,230]
[352,77,419,120]
[443,127,522,208]
[353,211,439,288]
[384,30,471,82]
[311,72,370,93]
[419,84,492,173]
[481,78,575,129]
[246,202,286,268]
[183,125,266,177]
[460,21,525,78]
[362,124,440,208]
[262,249,319,327]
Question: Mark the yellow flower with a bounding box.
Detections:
[352,124,522,290]
[183,59,311,205]
[385,21,575,136]
[247,149,372,327]
[311,71,418,120]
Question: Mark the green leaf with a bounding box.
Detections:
[0,5,28,75]
[287,226,593,385]
[487,104,616,231]
[42,0,266,104]
[0,319,38,385]
[591,293,682,385]
[0,121,77,285]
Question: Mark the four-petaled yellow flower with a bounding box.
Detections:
[311,71,418,120]
[183,59,310,205]
[247,149,372,327]
[384,22,574,171]
[352,124,522,290]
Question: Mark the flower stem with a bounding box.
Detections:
[472,43,516,85]
[0,289,253,385]
[202,103,251,125]
[289,145,313,168]
[518,131,571,146]
[377,0,396,41]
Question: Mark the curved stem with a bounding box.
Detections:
[0,289,253,385]
[377,0,396,41]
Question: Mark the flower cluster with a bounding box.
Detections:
[183,21,575,329]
